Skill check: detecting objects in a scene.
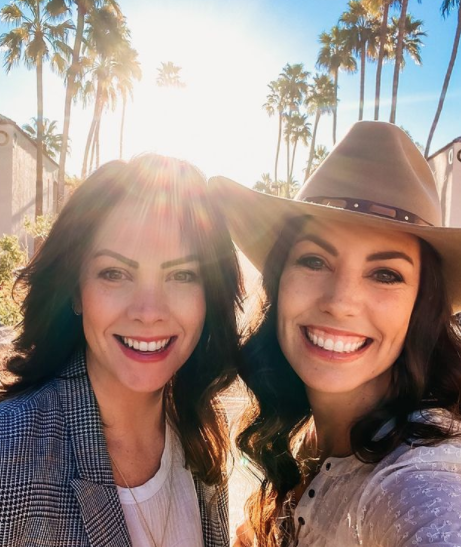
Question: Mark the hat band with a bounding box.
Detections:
[306,197,432,227]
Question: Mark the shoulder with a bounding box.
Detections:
[359,415,461,546]
[0,379,63,436]
[0,349,89,438]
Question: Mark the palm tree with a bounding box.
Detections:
[80,4,130,178]
[285,112,311,182]
[156,61,185,87]
[425,0,461,157]
[389,0,422,123]
[115,44,141,159]
[304,73,336,181]
[253,173,277,195]
[317,26,356,144]
[263,80,285,188]
[0,0,72,219]
[340,1,379,121]
[22,117,70,160]
[309,144,330,176]
[280,64,309,197]
[263,63,309,194]
[57,0,121,211]
[387,14,426,68]
[363,0,400,120]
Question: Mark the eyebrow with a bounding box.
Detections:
[296,236,414,265]
[93,249,199,270]
[296,235,338,256]
[160,254,199,269]
[366,251,414,265]
[93,249,138,268]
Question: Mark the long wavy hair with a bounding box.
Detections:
[237,215,461,546]
[1,153,244,486]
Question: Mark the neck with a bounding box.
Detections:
[306,378,390,459]
[87,362,167,486]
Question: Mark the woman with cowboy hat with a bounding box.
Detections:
[211,121,461,547]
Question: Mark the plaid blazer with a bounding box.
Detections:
[0,351,229,547]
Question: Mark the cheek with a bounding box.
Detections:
[178,288,206,335]
[373,292,417,347]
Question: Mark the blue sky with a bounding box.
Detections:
[0,0,460,186]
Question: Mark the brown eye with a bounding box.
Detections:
[168,270,199,283]
[373,269,403,284]
[99,269,127,281]
[296,256,326,271]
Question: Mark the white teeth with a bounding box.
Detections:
[306,329,367,354]
[324,339,334,350]
[334,340,344,352]
[122,337,170,352]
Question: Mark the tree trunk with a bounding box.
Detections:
[359,45,366,120]
[333,68,339,145]
[290,139,298,182]
[390,0,408,124]
[95,118,101,169]
[305,111,321,182]
[374,0,391,120]
[57,5,85,212]
[120,95,126,159]
[425,5,461,158]
[274,110,283,184]
[89,129,97,173]
[81,86,102,178]
[286,129,291,197]
[36,57,44,220]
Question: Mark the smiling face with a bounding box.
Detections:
[78,200,206,398]
[277,217,421,402]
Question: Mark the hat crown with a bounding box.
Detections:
[297,121,442,227]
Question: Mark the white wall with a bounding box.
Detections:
[428,142,461,227]
[0,120,58,249]
[0,126,13,238]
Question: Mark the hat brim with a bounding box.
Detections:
[209,176,461,314]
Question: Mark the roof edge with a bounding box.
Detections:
[427,136,461,161]
[0,113,60,168]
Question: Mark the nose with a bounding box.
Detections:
[317,270,362,319]
[127,282,169,324]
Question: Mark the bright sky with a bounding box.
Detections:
[0,0,460,187]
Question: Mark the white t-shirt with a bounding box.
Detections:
[117,423,205,547]
[292,410,461,546]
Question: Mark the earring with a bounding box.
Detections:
[72,302,81,316]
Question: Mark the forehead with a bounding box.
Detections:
[90,200,193,259]
[295,217,421,255]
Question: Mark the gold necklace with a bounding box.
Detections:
[111,451,174,547]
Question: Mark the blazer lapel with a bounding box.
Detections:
[70,479,131,547]
[194,476,229,547]
[57,351,131,547]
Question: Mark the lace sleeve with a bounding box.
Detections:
[360,447,461,546]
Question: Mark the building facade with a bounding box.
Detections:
[0,114,58,249]
[428,137,461,227]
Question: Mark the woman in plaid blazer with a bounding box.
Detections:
[0,154,243,547]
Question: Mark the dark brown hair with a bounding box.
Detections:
[237,215,461,546]
[2,154,244,485]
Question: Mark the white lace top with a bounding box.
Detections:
[117,423,204,547]
[291,411,461,546]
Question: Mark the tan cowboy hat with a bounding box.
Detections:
[209,121,461,313]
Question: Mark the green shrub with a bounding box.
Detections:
[0,235,27,327]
